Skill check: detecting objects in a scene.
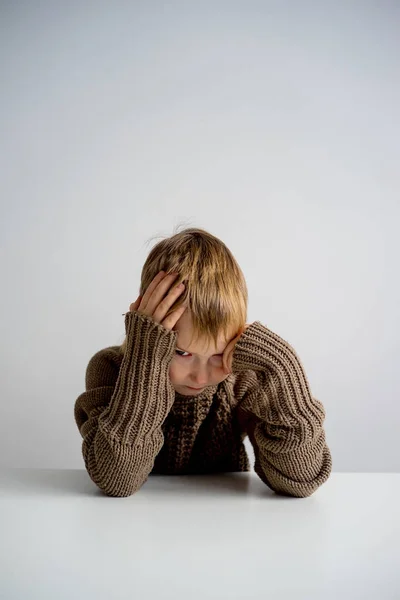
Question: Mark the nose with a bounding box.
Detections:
[189,367,209,388]
[190,376,208,387]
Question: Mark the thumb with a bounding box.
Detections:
[130,294,142,312]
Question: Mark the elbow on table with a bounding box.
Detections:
[85,465,148,498]
[82,439,150,498]
[257,445,333,498]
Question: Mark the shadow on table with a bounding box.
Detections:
[0,469,299,501]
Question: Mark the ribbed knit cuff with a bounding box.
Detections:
[98,311,178,445]
[232,321,326,439]
[232,321,298,373]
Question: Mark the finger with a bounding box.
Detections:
[149,275,182,316]
[225,349,233,374]
[145,272,180,314]
[154,284,186,324]
[223,359,230,375]
[223,339,236,373]
[129,294,142,312]
[222,349,229,373]
[161,302,187,330]
[140,271,167,309]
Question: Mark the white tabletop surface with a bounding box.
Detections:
[0,469,399,600]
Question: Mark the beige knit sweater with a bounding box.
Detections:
[74,310,332,498]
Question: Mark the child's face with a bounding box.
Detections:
[170,310,235,396]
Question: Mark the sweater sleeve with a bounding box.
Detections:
[74,311,177,497]
[232,321,332,498]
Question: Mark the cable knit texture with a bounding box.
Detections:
[74,311,332,497]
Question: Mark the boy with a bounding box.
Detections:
[74,227,332,497]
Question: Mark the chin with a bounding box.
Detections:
[177,385,205,394]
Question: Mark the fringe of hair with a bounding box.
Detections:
[120,224,248,354]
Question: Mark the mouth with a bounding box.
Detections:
[186,386,204,391]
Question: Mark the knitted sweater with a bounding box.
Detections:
[74,310,332,498]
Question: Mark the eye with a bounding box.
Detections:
[211,355,223,363]
[175,350,224,360]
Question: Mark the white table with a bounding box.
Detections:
[0,470,399,600]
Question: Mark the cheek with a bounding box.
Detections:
[169,361,184,383]
[169,360,227,385]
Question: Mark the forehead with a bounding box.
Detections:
[173,311,232,356]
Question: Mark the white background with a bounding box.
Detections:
[1,1,399,472]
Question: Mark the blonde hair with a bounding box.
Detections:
[120,225,248,354]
